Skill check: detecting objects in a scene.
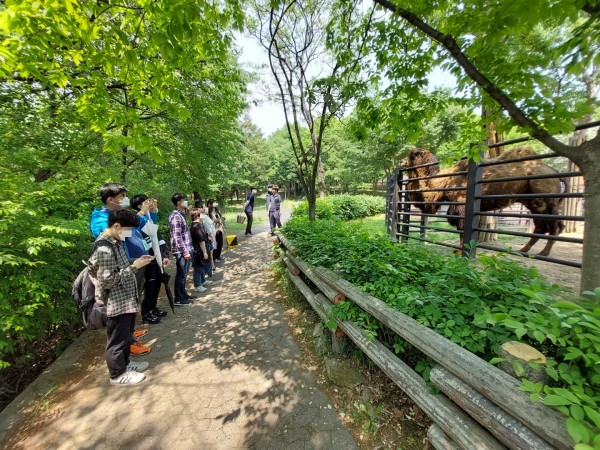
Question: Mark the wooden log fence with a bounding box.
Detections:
[428,424,459,450]
[275,236,572,450]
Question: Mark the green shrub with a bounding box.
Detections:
[282,216,600,447]
[292,194,385,221]
[0,182,92,369]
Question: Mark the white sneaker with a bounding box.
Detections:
[195,285,208,293]
[110,370,146,386]
[126,361,149,372]
[203,280,213,286]
[213,267,223,273]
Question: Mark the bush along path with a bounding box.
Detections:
[0,218,356,449]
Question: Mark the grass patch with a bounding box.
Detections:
[348,214,387,236]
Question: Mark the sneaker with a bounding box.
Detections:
[110,371,146,386]
[245,233,252,236]
[203,280,213,286]
[174,298,193,306]
[127,361,149,372]
[194,285,208,293]
[152,308,168,317]
[133,329,148,339]
[142,313,161,324]
[213,267,222,273]
[130,341,152,356]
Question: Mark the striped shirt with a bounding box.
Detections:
[88,234,139,317]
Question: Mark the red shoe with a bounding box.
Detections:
[133,329,148,339]
[130,341,151,356]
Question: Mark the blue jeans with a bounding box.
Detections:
[174,252,193,301]
[193,263,207,288]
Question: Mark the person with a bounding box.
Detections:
[90,183,151,354]
[88,209,154,386]
[244,187,257,236]
[265,185,273,212]
[268,185,283,235]
[199,203,221,277]
[90,183,129,239]
[168,193,195,306]
[207,199,225,262]
[131,194,169,323]
[190,207,211,293]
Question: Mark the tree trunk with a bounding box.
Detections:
[581,151,600,293]
[308,192,317,221]
[120,125,129,183]
[317,160,326,198]
[479,107,502,243]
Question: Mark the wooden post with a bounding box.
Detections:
[313,266,571,450]
[498,342,548,385]
[430,365,553,450]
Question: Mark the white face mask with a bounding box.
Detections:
[181,200,189,208]
[119,196,130,208]
[119,229,133,240]
[200,213,207,219]
[214,203,218,207]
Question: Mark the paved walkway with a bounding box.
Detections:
[0,214,357,449]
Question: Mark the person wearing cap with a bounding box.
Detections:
[267,185,282,236]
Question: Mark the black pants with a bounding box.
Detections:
[214,230,224,259]
[106,313,136,378]
[141,261,161,315]
[245,211,253,234]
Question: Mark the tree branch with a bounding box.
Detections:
[372,0,580,162]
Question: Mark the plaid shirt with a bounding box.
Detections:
[88,234,139,317]
[169,209,193,256]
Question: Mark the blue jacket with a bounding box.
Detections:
[89,206,156,258]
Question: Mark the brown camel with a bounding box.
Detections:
[404,147,565,256]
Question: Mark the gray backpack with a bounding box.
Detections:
[71,240,117,330]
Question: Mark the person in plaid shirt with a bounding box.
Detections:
[89,209,154,386]
[169,193,195,306]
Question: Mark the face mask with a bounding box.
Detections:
[119,196,130,208]
[181,200,189,208]
[214,203,218,207]
[200,213,207,219]
[119,229,133,240]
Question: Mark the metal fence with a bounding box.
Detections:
[386,122,598,268]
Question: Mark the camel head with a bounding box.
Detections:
[403,148,440,177]
[401,148,443,214]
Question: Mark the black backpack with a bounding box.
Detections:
[71,239,117,330]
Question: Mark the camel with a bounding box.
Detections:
[403,147,565,256]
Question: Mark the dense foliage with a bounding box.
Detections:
[0,0,248,408]
[292,195,385,221]
[282,216,600,447]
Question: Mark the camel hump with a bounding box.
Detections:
[494,146,536,161]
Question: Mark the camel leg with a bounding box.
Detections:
[519,237,539,254]
[537,239,556,257]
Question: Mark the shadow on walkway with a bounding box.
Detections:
[0,206,355,450]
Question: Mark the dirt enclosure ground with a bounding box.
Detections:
[487,233,582,292]
[436,233,583,292]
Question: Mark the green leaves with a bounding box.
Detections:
[283,214,600,447]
